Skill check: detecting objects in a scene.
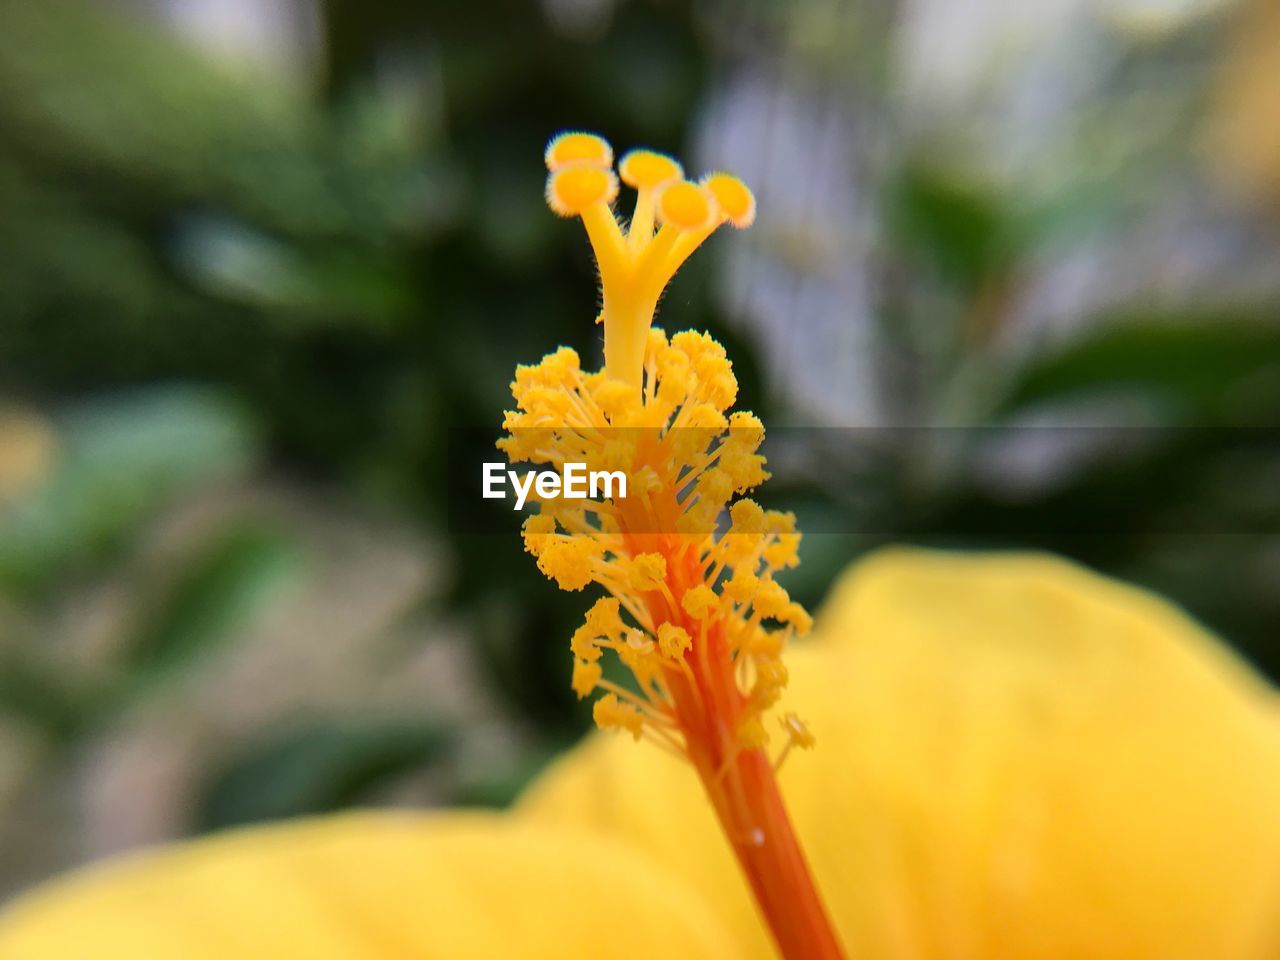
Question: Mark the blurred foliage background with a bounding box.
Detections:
[1,0,1278,901]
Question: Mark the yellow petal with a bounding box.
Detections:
[520,548,1280,960]
[0,811,735,960]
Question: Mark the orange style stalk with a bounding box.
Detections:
[499,132,846,960]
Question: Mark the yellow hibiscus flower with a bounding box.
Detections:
[2,134,1276,959]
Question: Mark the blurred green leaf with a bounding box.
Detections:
[0,0,428,242]
[0,651,83,740]
[121,525,301,688]
[198,720,450,830]
[173,218,413,327]
[0,387,255,595]
[889,164,1019,299]
[997,313,1280,422]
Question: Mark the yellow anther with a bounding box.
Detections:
[656,180,715,231]
[535,537,599,591]
[672,329,719,361]
[782,602,813,635]
[545,131,613,171]
[751,683,783,711]
[727,411,765,442]
[619,630,661,685]
[572,598,620,660]
[682,584,719,620]
[764,535,802,571]
[729,499,767,535]
[724,571,760,604]
[625,627,652,648]
[697,468,734,505]
[619,150,683,189]
[749,628,784,658]
[679,403,728,431]
[629,553,668,592]
[593,693,645,740]
[572,659,602,699]
[737,714,769,749]
[584,597,624,636]
[657,623,692,659]
[755,658,788,691]
[753,579,792,619]
[677,501,720,536]
[719,445,769,490]
[764,510,798,535]
[654,347,691,403]
[521,513,558,556]
[594,379,640,422]
[781,712,815,749]
[546,165,619,217]
[570,626,600,661]
[704,173,756,228]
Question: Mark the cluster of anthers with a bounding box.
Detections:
[499,132,815,775]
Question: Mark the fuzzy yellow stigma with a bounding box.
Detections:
[543,131,754,391]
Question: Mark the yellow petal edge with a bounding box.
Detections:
[0,812,735,960]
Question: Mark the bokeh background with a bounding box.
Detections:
[1,0,1278,901]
